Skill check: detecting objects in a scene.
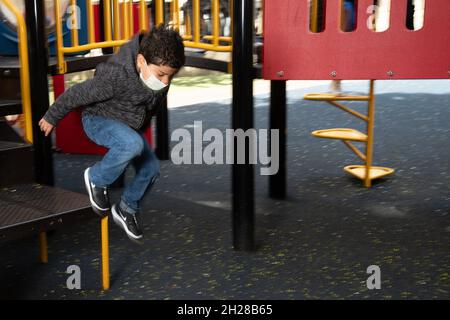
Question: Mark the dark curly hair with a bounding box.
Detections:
[138,24,185,69]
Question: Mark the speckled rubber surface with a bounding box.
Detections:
[1,81,449,299]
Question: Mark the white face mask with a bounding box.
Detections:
[139,63,168,91]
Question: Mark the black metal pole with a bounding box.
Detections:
[269,80,286,199]
[155,98,169,160]
[406,0,415,30]
[25,0,54,186]
[232,0,254,251]
[153,1,169,160]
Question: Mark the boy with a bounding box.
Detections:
[38,25,185,243]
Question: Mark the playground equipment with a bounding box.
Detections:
[304,82,395,187]
[0,0,89,56]
[0,0,240,289]
[0,0,111,290]
[1,0,448,281]
[264,0,450,187]
[0,0,235,154]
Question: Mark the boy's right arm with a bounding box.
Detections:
[42,63,122,127]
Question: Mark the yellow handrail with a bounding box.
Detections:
[0,0,33,143]
[53,0,232,74]
[54,0,148,74]
[155,0,231,52]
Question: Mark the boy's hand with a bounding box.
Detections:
[39,118,54,137]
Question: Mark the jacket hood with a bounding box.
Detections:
[109,33,142,78]
[108,32,170,96]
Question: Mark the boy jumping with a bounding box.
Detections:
[38,25,185,243]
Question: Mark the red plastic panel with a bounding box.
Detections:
[263,0,450,80]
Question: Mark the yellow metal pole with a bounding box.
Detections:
[229,0,233,38]
[128,0,134,37]
[328,101,369,122]
[365,80,376,188]
[104,0,112,41]
[113,0,120,52]
[120,1,125,37]
[193,0,200,43]
[174,0,180,30]
[1,0,33,142]
[311,0,319,32]
[342,140,367,161]
[122,0,129,38]
[113,0,120,38]
[185,8,192,36]
[101,216,110,290]
[139,0,148,31]
[86,0,96,43]
[70,0,79,46]
[155,0,164,25]
[170,0,174,26]
[212,0,220,46]
[54,0,66,73]
[39,232,48,263]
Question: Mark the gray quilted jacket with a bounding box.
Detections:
[43,33,169,131]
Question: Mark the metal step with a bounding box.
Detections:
[0,183,92,241]
[311,128,368,142]
[344,165,395,181]
[0,54,114,76]
[0,99,22,117]
[0,140,34,187]
[0,118,24,143]
[304,93,371,101]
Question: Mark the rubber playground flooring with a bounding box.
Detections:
[1,80,450,299]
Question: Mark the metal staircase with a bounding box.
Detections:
[304,80,395,188]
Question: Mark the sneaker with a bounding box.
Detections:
[84,167,110,217]
[111,203,143,243]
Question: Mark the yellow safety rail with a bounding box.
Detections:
[0,0,33,143]
[155,0,232,52]
[53,0,234,73]
[54,0,149,74]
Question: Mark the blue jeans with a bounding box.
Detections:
[82,115,160,212]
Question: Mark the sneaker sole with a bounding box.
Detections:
[84,168,110,215]
[111,204,143,242]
